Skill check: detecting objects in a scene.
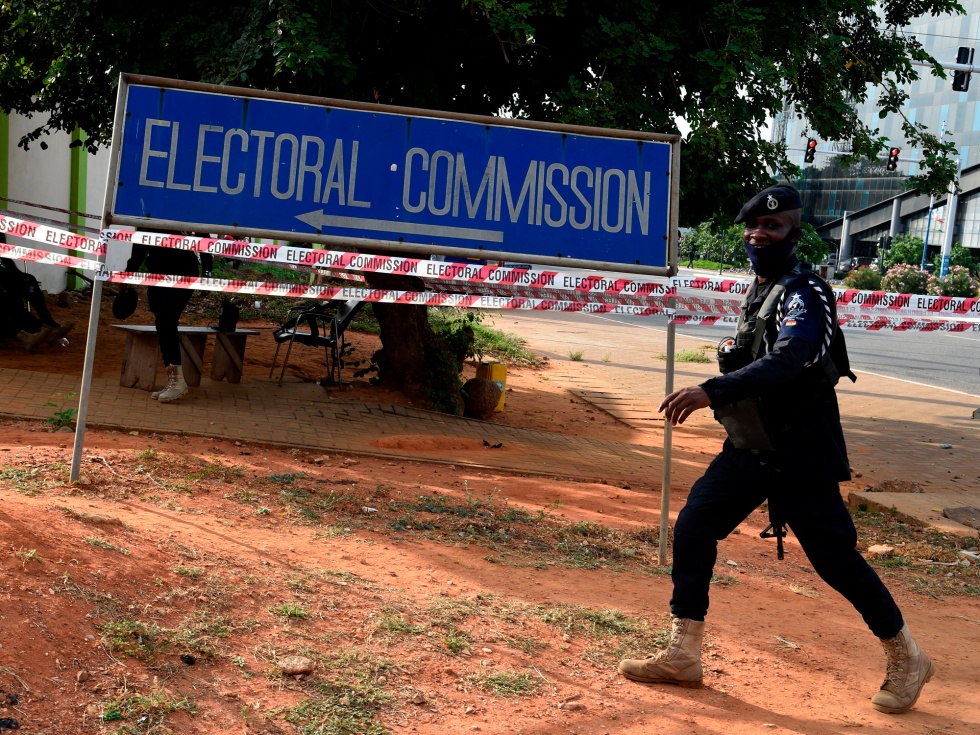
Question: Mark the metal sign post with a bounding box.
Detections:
[659,296,677,566]
[70,77,130,483]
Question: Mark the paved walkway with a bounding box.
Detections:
[2,310,979,534]
[0,365,666,483]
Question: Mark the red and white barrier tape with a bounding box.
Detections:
[0,214,104,254]
[1,242,103,272]
[837,313,980,332]
[835,288,980,318]
[669,314,739,327]
[5,213,980,325]
[107,227,678,297]
[103,271,665,316]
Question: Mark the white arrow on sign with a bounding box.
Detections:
[295,210,504,243]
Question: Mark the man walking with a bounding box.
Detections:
[618,185,934,714]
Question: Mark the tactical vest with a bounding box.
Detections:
[735,262,854,387]
[715,263,854,451]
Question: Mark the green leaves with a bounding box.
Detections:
[0,0,966,215]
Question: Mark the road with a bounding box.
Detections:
[581,312,980,397]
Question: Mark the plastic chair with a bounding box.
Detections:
[269,299,363,386]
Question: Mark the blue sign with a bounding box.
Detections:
[111,77,675,270]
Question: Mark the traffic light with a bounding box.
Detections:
[804,138,817,163]
[886,147,901,171]
[953,46,974,91]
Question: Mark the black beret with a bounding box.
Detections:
[734,185,803,224]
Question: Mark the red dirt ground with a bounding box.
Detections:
[0,292,977,735]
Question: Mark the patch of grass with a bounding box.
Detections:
[443,629,470,654]
[379,491,662,572]
[471,323,540,366]
[224,487,256,506]
[711,573,739,585]
[508,634,550,655]
[170,613,234,658]
[851,508,980,596]
[270,471,306,484]
[100,689,196,731]
[100,612,236,663]
[285,574,315,593]
[44,391,78,429]
[85,536,130,555]
[313,523,355,539]
[173,565,205,579]
[538,604,644,637]
[476,670,541,697]
[15,548,39,566]
[0,466,47,495]
[536,603,670,664]
[188,459,244,483]
[426,597,481,628]
[376,611,427,636]
[99,620,164,659]
[567,350,584,361]
[270,602,309,620]
[275,649,392,735]
[658,348,711,363]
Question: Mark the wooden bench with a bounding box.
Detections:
[112,325,259,391]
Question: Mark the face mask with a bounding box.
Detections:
[745,232,797,278]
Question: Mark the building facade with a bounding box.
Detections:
[771,3,980,253]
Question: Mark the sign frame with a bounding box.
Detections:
[104,74,681,277]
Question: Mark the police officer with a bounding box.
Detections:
[618,185,935,714]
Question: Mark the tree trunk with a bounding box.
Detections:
[364,270,463,414]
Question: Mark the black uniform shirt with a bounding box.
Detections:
[700,263,851,481]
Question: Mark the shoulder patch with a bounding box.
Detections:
[784,292,807,320]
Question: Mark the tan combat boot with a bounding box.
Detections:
[151,364,177,400]
[618,616,704,688]
[157,365,188,402]
[17,326,53,352]
[871,623,935,714]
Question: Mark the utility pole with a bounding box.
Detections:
[922,195,936,270]
[922,121,947,271]
[940,158,964,277]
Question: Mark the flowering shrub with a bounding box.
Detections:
[843,266,881,291]
[926,265,980,297]
[881,263,929,295]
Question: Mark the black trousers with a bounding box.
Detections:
[0,291,41,337]
[0,268,57,328]
[148,286,193,367]
[670,449,904,639]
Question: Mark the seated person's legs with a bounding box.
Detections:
[1,259,74,339]
[21,272,59,327]
[0,289,50,350]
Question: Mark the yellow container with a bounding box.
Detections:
[476,360,507,412]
